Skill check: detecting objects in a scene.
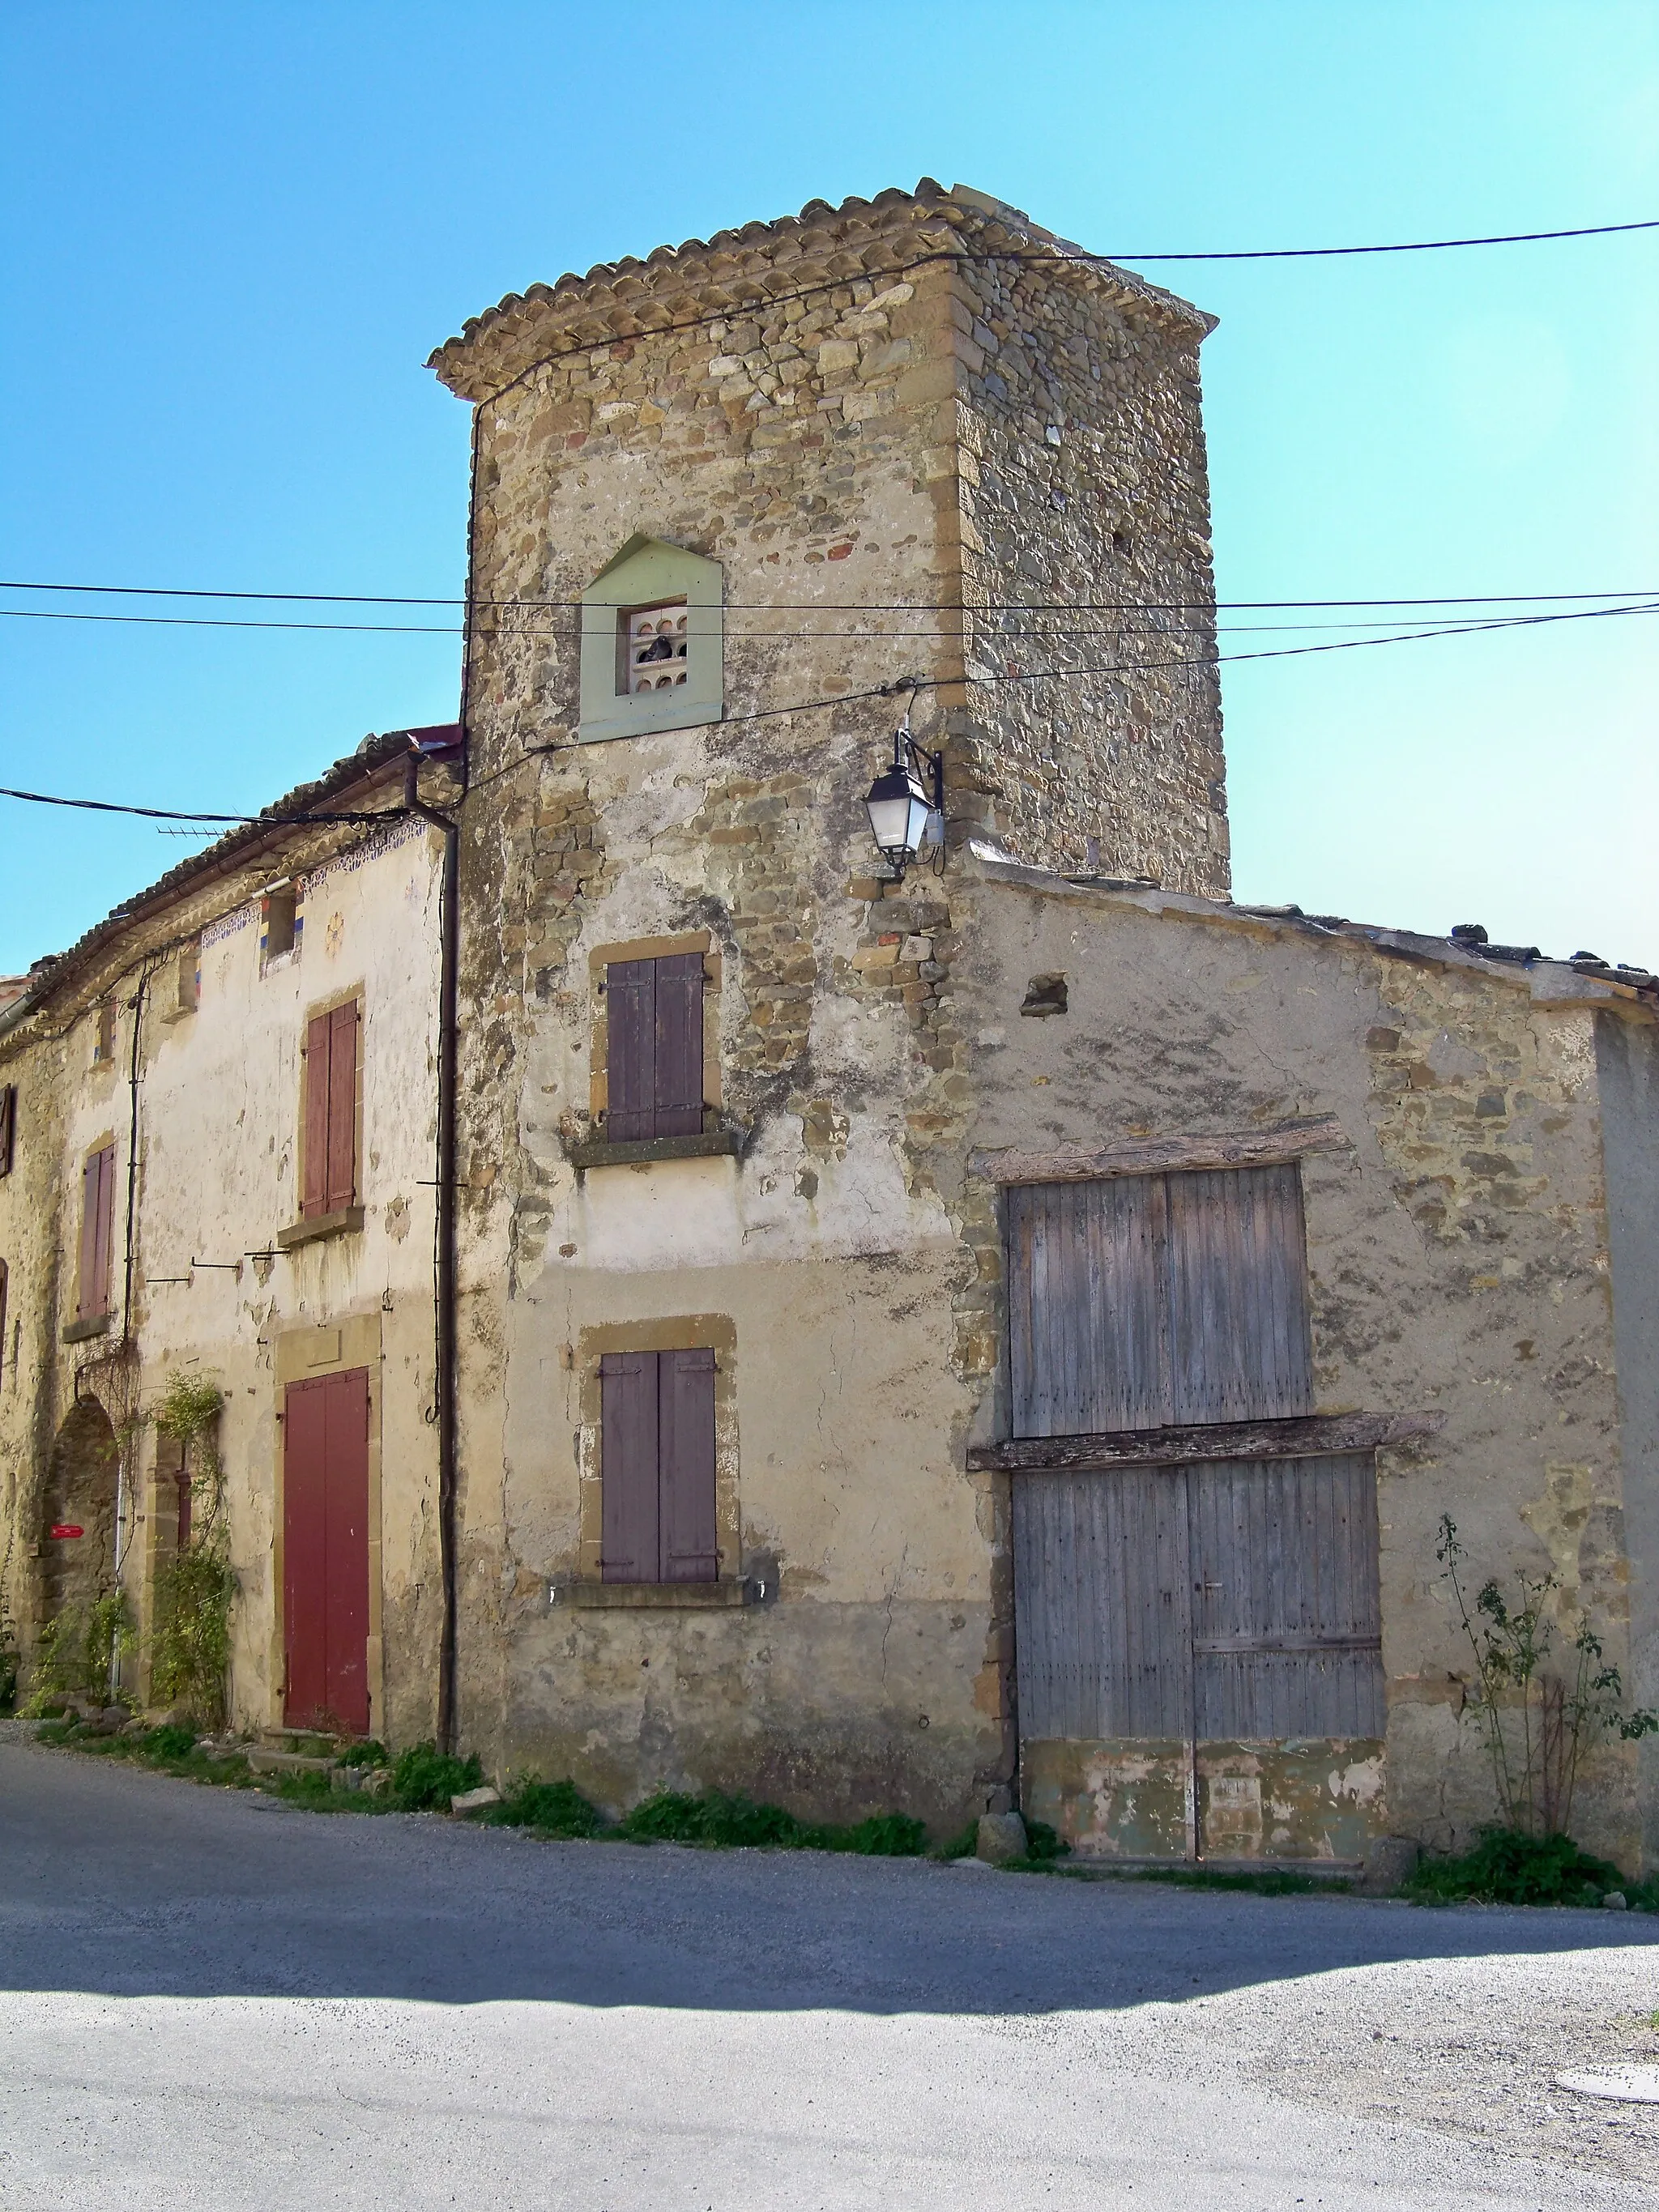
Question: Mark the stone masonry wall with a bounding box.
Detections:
[946,232,1228,893]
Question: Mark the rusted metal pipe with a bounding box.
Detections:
[403,752,461,1754]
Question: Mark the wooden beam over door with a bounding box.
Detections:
[969,1408,1443,1473]
[970,1115,1351,1187]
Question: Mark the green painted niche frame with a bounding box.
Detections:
[578,535,724,743]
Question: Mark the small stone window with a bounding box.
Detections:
[579,535,723,744]
[262,884,301,970]
[620,601,690,697]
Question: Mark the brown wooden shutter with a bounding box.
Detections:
[97,1144,117,1316]
[1009,1163,1312,1438]
[659,1346,717,1581]
[302,1012,331,1217]
[605,961,656,1141]
[77,1153,102,1317]
[326,1001,359,1211]
[0,1084,15,1176]
[1009,1176,1169,1438]
[600,1351,659,1581]
[1165,1165,1312,1423]
[652,954,705,1138]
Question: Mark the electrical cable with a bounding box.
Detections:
[5,599,1657,640]
[7,598,1655,829]
[3,578,1654,613]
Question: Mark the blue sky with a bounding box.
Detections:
[2,2,1655,975]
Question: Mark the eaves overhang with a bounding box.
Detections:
[0,724,462,1044]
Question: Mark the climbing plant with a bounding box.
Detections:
[22,1592,134,1712]
[1437,1514,1657,1836]
[149,1373,235,1725]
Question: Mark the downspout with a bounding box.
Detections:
[113,958,156,1694]
[406,394,479,1754]
[120,962,156,1353]
[403,751,461,1754]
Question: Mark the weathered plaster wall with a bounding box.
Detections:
[1595,1012,1659,1866]
[0,812,446,1741]
[957,860,1652,1868]
[0,1025,68,1664]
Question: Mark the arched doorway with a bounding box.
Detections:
[41,1396,120,1628]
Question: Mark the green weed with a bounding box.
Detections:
[391,1740,484,1811]
[335,1737,388,1769]
[1404,1825,1646,1908]
[487,1776,607,1839]
[615,1789,926,1856]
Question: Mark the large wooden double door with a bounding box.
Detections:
[1013,1454,1384,1859]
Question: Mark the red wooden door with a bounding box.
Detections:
[283,1368,371,1733]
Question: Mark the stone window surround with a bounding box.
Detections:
[586,931,723,1144]
[577,535,723,744]
[565,1312,751,1605]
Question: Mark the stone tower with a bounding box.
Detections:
[426,181,1226,1809]
[429,177,1226,893]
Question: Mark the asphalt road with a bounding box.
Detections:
[3,1727,1658,2210]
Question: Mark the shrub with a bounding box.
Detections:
[489,1776,606,1839]
[392,1740,484,1811]
[335,1738,388,1769]
[1406,1826,1630,1907]
[1437,1515,1657,1836]
[616,1790,930,1856]
[144,1724,198,1759]
[149,1532,237,1728]
[1021,1817,1068,1863]
[834,1812,928,1857]
[23,1594,134,1712]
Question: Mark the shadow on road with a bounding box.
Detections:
[3,1739,1653,2014]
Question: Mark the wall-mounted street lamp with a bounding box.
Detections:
[863,714,944,883]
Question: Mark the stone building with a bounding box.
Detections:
[2,181,1653,1874]
[426,181,1657,1867]
[0,731,459,1745]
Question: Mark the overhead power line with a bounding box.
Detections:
[2,579,1655,613]
[2,597,1656,644]
[6,599,1656,829]
[1096,218,1659,260]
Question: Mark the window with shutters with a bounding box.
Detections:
[301,999,360,1219]
[602,954,706,1141]
[588,935,719,1150]
[1007,1163,1314,1438]
[0,1083,15,1175]
[599,1347,719,1583]
[75,1141,117,1323]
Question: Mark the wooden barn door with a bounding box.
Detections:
[1013,1455,1383,1860]
[283,1368,371,1734]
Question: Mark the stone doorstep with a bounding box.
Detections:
[245,1745,338,1779]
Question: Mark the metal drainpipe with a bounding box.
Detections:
[112,958,156,1696]
[119,962,156,1353]
[403,753,462,1753]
